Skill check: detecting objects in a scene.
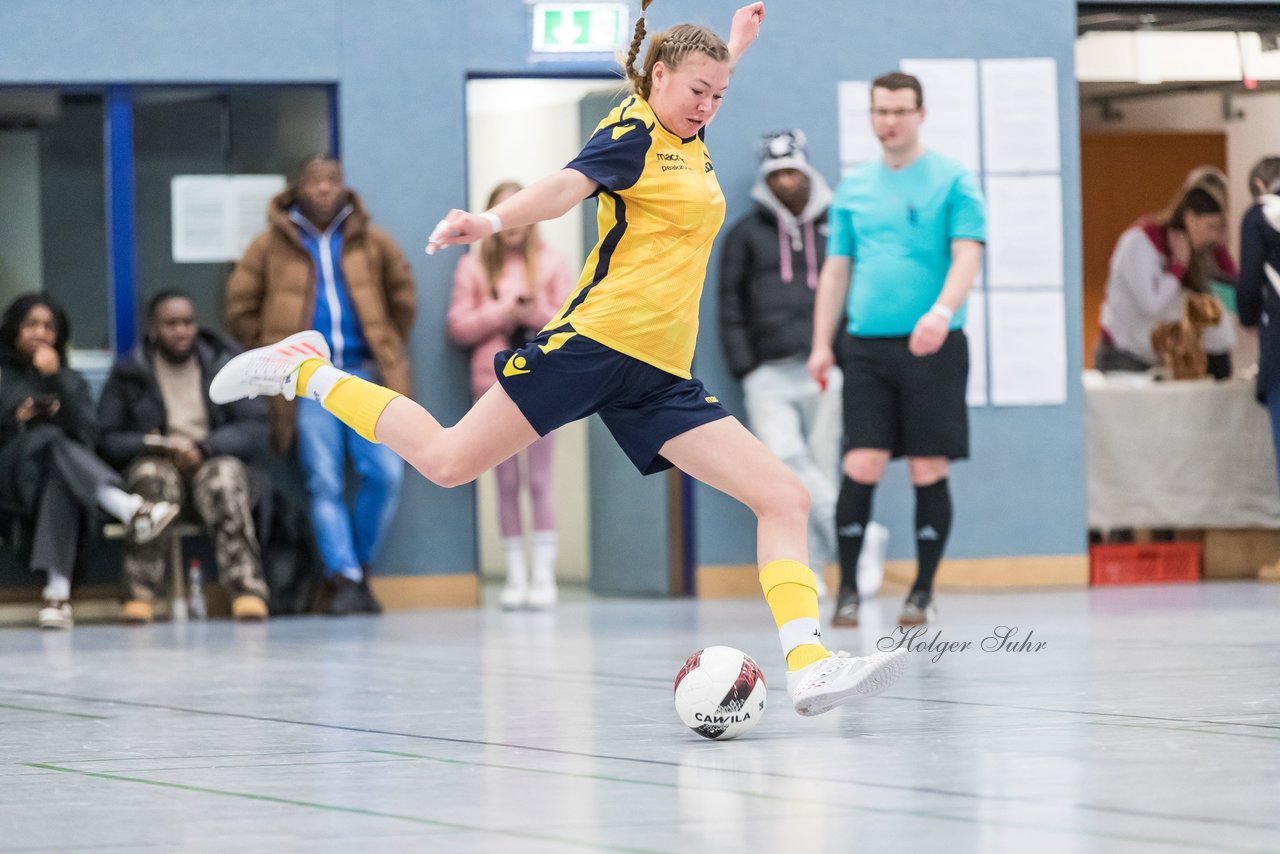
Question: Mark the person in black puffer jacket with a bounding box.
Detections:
[0,293,180,629]
[1236,157,1280,582]
[98,290,273,623]
[718,129,841,590]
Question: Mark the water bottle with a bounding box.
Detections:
[188,559,208,620]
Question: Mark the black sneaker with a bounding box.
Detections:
[358,569,383,615]
[326,576,366,616]
[899,589,936,626]
[831,588,860,628]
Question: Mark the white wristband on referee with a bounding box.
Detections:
[479,211,503,235]
[928,303,954,322]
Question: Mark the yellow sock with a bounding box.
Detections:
[296,359,326,397]
[760,559,833,671]
[296,359,402,443]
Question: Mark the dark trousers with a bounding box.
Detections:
[29,437,122,577]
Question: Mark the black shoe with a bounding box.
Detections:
[899,589,936,626]
[358,569,383,615]
[326,576,366,616]
[831,588,860,628]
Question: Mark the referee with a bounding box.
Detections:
[808,72,985,628]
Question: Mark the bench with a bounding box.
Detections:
[103,521,206,620]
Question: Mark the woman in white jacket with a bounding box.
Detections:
[1097,184,1236,378]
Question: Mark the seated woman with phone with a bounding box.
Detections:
[0,293,180,629]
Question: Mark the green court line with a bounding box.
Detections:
[367,749,1274,853]
[24,763,666,854]
[1091,719,1280,742]
[0,702,110,720]
[35,749,354,765]
[11,686,1275,836]
[75,757,415,775]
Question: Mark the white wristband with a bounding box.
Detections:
[928,303,954,322]
[479,211,503,235]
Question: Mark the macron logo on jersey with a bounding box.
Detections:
[612,124,637,141]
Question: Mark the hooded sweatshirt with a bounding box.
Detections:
[1236,193,1280,401]
[718,167,833,379]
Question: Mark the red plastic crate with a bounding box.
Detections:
[1089,542,1201,586]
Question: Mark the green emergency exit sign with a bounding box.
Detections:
[532,3,628,53]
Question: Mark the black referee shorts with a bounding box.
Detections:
[840,330,969,460]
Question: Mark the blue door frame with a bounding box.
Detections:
[97,83,339,356]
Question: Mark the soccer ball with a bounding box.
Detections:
[673,646,767,740]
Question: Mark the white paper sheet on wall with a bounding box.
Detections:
[171,177,229,263]
[989,290,1067,406]
[231,176,286,257]
[837,81,879,168]
[900,58,980,173]
[171,174,285,263]
[985,174,1064,287]
[965,290,988,406]
[980,58,1061,173]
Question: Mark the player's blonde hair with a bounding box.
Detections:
[622,1,730,100]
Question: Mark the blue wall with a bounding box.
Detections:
[2,0,1093,575]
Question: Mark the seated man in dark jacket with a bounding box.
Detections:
[98,290,272,623]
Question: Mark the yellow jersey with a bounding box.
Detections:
[549,95,726,379]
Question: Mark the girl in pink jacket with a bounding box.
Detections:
[447,181,575,609]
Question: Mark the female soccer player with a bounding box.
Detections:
[212,0,908,716]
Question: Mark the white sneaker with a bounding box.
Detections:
[498,582,527,610]
[38,599,73,630]
[210,331,331,404]
[786,648,909,716]
[525,579,558,610]
[127,500,181,545]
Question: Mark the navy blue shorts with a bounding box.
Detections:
[494,326,729,475]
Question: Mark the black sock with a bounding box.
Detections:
[836,477,875,593]
[913,479,952,594]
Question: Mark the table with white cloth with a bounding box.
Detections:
[1086,377,1280,530]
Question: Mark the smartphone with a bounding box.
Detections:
[30,393,59,411]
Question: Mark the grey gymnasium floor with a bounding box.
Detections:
[1,582,1278,854]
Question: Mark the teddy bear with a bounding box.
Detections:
[1150,291,1223,380]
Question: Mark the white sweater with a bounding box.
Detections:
[1099,226,1235,363]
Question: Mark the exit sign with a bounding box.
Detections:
[532,3,629,53]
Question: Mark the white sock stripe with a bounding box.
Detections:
[306,365,350,403]
[778,617,823,656]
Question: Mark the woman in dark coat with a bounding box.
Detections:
[0,294,180,629]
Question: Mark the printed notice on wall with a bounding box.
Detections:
[837,81,879,169]
[965,290,987,407]
[172,175,285,263]
[900,59,980,173]
[989,290,1067,406]
[985,175,1064,288]
[980,58,1060,173]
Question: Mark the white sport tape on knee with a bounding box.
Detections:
[778,617,823,656]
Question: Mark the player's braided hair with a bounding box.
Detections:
[623,2,729,100]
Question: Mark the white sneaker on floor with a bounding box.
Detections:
[38,599,73,630]
[210,331,331,404]
[128,500,180,545]
[525,579,558,610]
[498,583,527,610]
[786,648,910,716]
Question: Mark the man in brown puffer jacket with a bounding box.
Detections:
[226,155,416,614]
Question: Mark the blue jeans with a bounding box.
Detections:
[1267,385,1280,492]
[295,368,404,578]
